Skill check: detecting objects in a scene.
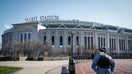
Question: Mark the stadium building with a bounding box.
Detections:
[1,16,132,55]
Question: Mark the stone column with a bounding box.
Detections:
[64,30,68,53]
[80,31,83,54]
[94,31,98,49]
[125,35,128,53]
[55,30,59,48]
[116,34,119,53]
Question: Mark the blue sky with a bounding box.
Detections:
[0,0,132,45]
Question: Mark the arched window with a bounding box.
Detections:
[68,36,71,45]
[113,38,116,49]
[112,38,114,50]
[88,36,90,49]
[119,39,125,50]
[44,36,46,45]
[24,33,26,41]
[52,36,54,45]
[84,36,87,49]
[60,36,63,45]
[101,37,103,46]
[103,37,105,47]
[91,36,93,49]
[28,33,31,40]
[76,36,79,45]
[20,34,23,42]
[109,38,112,50]
[128,40,132,51]
[98,37,100,48]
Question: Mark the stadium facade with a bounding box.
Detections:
[1,16,132,55]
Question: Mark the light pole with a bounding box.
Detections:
[70,32,74,57]
[68,32,75,74]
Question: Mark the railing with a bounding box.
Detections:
[72,53,132,64]
[72,55,91,64]
[109,53,132,59]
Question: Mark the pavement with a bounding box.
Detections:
[0,59,132,74]
[0,60,68,74]
[76,59,132,74]
[76,61,95,74]
[44,64,68,74]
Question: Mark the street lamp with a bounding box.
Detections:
[68,32,75,74]
[70,32,74,57]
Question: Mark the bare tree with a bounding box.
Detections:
[21,41,44,57]
[1,43,11,56]
[43,42,53,57]
[49,47,63,57]
[67,46,71,56]
[76,45,81,55]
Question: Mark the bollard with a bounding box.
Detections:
[61,66,69,74]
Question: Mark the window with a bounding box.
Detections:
[44,36,46,45]
[112,38,114,50]
[24,33,26,41]
[20,34,23,42]
[109,38,116,50]
[76,36,79,45]
[113,38,116,50]
[52,36,54,45]
[28,33,31,40]
[103,37,105,47]
[60,36,63,45]
[119,39,125,50]
[129,40,132,51]
[91,37,93,49]
[84,36,87,49]
[68,36,71,45]
[101,37,103,47]
[88,36,90,49]
[119,39,121,50]
[128,40,132,51]
[123,40,125,50]
[109,38,112,50]
[98,37,100,48]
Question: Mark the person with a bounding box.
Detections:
[91,46,115,74]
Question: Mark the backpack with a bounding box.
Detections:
[97,56,111,68]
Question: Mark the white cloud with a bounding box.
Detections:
[4,22,12,29]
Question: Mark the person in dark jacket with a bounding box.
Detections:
[91,46,115,74]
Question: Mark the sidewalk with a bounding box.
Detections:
[76,59,132,74]
[1,59,132,74]
[45,64,68,74]
[47,61,95,74]
[0,60,68,74]
[76,61,95,74]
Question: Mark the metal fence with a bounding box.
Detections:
[72,54,92,64]
[109,53,132,59]
[72,53,132,64]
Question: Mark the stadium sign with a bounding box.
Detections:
[25,15,59,22]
